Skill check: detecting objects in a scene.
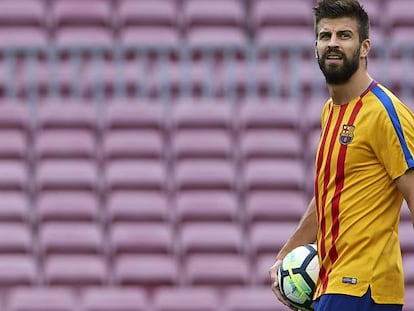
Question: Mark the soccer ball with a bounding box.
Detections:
[278,244,319,311]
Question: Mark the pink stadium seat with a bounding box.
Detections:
[35,102,97,133]
[174,159,235,192]
[114,254,179,287]
[243,159,306,192]
[359,0,381,28]
[171,100,234,131]
[251,0,313,30]
[0,255,37,287]
[401,200,411,222]
[222,286,283,311]
[247,222,298,259]
[51,0,112,29]
[0,103,29,133]
[0,224,32,254]
[182,0,245,30]
[186,27,247,49]
[175,190,238,223]
[0,161,28,192]
[106,191,169,223]
[239,129,303,161]
[35,159,98,193]
[405,285,414,311]
[38,222,103,257]
[400,221,414,254]
[103,129,164,162]
[0,192,30,223]
[34,130,96,161]
[403,254,414,285]
[117,0,177,28]
[120,26,180,48]
[179,222,244,256]
[0,131,27,160]
[108,223,174,257]
[171,130,233,161]
[244,190,307,224]
[80,287,149,311]
[36,191,99,223]
[43,254,107,287]
[54,27,113,51]
[104,160,167,192]
[6,287,77,311]
[254,253,275,285]
[103,102,165,132]
[0,0,45,28]
[255,27,315,51]
[389,27,414,59]
[0,27,47,49]
[153,287,220,311]
[384,0,414,29]
[184,254,250,286]
[238,100,300,130]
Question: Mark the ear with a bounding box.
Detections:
[360,39,371,58]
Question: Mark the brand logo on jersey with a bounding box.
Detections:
[339,124,355,145]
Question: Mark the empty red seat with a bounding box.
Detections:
[6,287,77,311]
[174,159,235,192]
[109,223,174,257]
[185,254,250,286]
[222,286,284,311]
[175,190,238,223]
[104,160,167,192]
[0,224,32,254]
[106,191,169,223]
[114,254,179,287]
[36,191,100,223]
[80,287,150,311]
[43,254,107,287]
[0,255,37,287]
[38,222,104,257]
[179,222,244,256]
[153,287,220,311]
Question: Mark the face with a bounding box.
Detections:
[315,17,369,85]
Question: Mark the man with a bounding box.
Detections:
[268,0,414,310]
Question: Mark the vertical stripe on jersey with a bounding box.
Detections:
[371,86,414,168]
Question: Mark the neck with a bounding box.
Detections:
[327,66,373,105]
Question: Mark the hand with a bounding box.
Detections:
[269,259,298,311]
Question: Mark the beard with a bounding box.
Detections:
[317,46,361,85]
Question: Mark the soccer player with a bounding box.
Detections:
[269,0,414,310]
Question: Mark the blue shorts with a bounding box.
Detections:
[313,287,402,311]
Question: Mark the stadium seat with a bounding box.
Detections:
[184,254,250,287]
[253,253,275,285]
[106,191,169,223]
[182,0,245,30]
[401,200,411,222]
[35,191,100,223]
[403,254,414,285]
[242,159,306,192]
[0,161,28,192]
[153,287,220,311]
[384,0,414,29]
[179,222,244,256]
[0,224,32,254]
[116,0,177,28]
[0,255,38,288]
[0,192,30,223]
[405,285,414,311]
[35,159,98,193]
[34,129,96,161]
[113,254,179,287]
[0,27,47,50]
[5,287,77,311]
[175,190,239,224]
[222,286,284,311]
[43,254,107,287]
[247,222,298,259]
[174,159,235,192]
[0,103,29,133]
[104,159,167,193]
[400,221,414,254]
[108,222,174,258]
[102,129,164,162]
[0,0,45,28]
[38,222,103,258]
[244,190,307,224]
[0,130,27,160]
[120,26,180,51]
[171,129,233,161]
[80,287,150,311]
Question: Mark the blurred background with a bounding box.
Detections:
[0,0,412,310]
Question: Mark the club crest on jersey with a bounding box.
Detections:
[339,124,355,145]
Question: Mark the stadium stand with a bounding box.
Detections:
[0,0,412,310]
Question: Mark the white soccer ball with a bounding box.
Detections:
[278,244,319,311]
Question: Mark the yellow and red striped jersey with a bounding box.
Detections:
[313,81,414,304]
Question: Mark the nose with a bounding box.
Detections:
[328,35,339,48]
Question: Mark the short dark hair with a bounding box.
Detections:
[313,0,370,42]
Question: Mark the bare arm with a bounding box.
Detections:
[268,197,318,310]
[395,168,414,225]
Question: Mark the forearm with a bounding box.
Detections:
[276,197,318,260]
